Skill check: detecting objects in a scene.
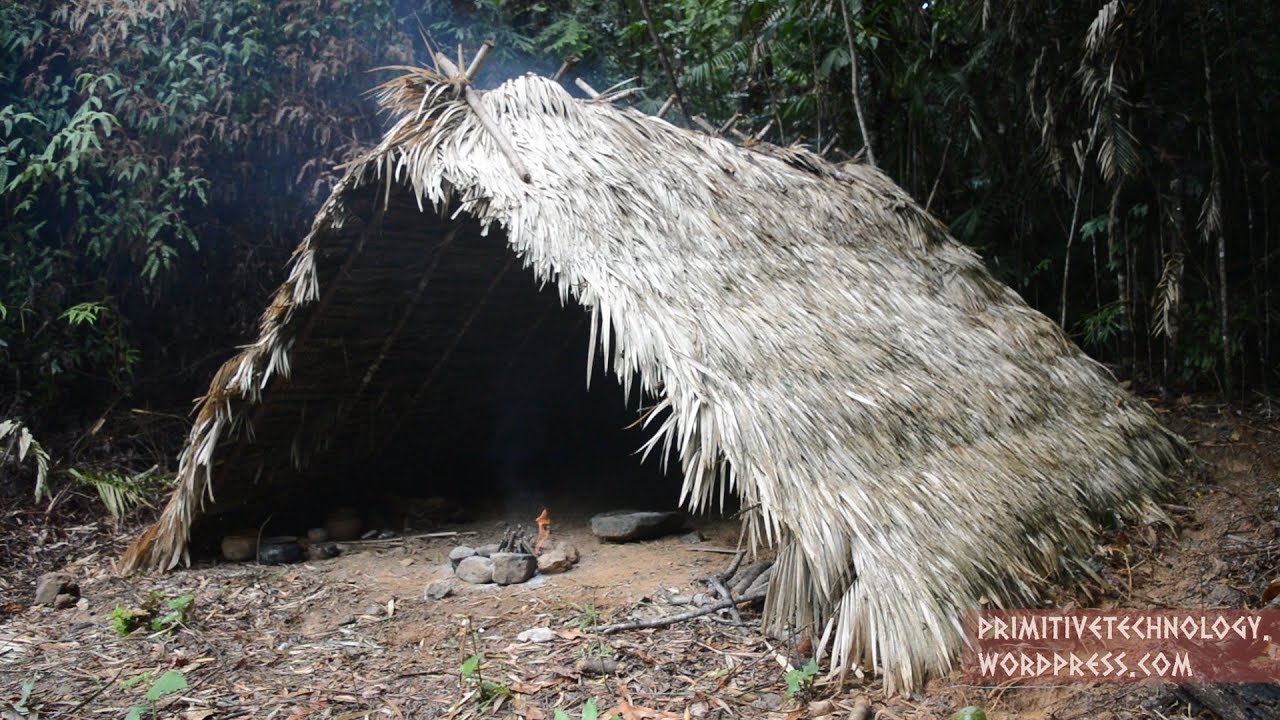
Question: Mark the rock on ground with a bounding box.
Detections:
[455,555,494,584]
[516,627,556,643]
[448,545,476,569]
[491,553,536,585]
[590,510,686,542]
[34,572,78,606]
[537,548,575,574]
[423,581,453,601]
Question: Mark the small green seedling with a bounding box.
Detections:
[457,654,512,708]
[952,707,988,720]
[553,698,619,720]
[122,670,187,720]
[108,606,151,637]
[783,658,819,697]
[150,594,193,632]
[108,592,193,637]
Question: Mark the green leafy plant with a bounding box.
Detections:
[0,419,51,501]
[108,592,193,637]
[58,301,105,326]
[783,658,819,697]
[952,707,988,720]
[65,467,158,520]
[150,593,194,632]
[553,698,618,720]
[569,602,600,630]
[121,670,187,720]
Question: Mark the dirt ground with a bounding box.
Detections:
[2,396,1278,719]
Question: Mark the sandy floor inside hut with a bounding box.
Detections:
[3,397,1279,719]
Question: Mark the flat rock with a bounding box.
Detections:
[474,543,501,557]
[34,572,78,606]
[423,581,453,601]
[491,553,536,585]
[590,510,686,542]
[537,548,575,574]
[455,555,494,584]
[516,627,556,643]
[449,545,476,569]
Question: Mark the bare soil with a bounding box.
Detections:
[2,397,1278,719]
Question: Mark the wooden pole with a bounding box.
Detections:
[575,77,600,99]
[434,51,532,184]
[552,55,579,82]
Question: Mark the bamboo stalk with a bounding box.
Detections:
[434,51,532,184]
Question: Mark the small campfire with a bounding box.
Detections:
[448,509,579,586]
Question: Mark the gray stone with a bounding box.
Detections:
[590,510,686,542]
[681,530,706,544]
[537,548,575,574]
[490,552,536,585]
[553,540,579,563]
[52,593,77,609]
[455,556,494,584]
[34,572,77,606]
[474,543,501,557]
[449,545,476,569]
[1207,583,1245,607]
[424,581,453,601]
[516,627,556,643]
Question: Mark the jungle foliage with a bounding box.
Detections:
[1,0,1276,438]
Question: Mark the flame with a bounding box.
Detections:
[534,508,551,554]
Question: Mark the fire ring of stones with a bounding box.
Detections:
[448,516,580,586]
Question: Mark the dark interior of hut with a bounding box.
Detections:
[186,184,693,555]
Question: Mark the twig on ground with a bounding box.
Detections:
[332,530,475,546]
[595,590,766,634]
[58,666,124,719]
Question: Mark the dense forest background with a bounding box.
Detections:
[1,0,1277,494]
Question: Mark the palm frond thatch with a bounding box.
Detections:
[120,68,1187,694]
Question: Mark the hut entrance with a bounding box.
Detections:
[184,185,685,555]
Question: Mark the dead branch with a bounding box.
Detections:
[595,589,767,634]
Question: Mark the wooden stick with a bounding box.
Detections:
[692,116,719,136]
[575,77,600,99]
[434,51,532,184]
[464,39,494,81]
[657,94,677,118]
[596,589,766,634]
[333,530,477,546]
[552,55,579,82]
[636,0,687,120]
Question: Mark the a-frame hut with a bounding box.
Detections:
[122,60,1187,693]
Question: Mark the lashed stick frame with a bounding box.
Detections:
[433,44,532,185]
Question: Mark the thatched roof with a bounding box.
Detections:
[121,63,1187,693]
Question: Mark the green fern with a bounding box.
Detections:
[0,419,51,501]
[66,466,156,519]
